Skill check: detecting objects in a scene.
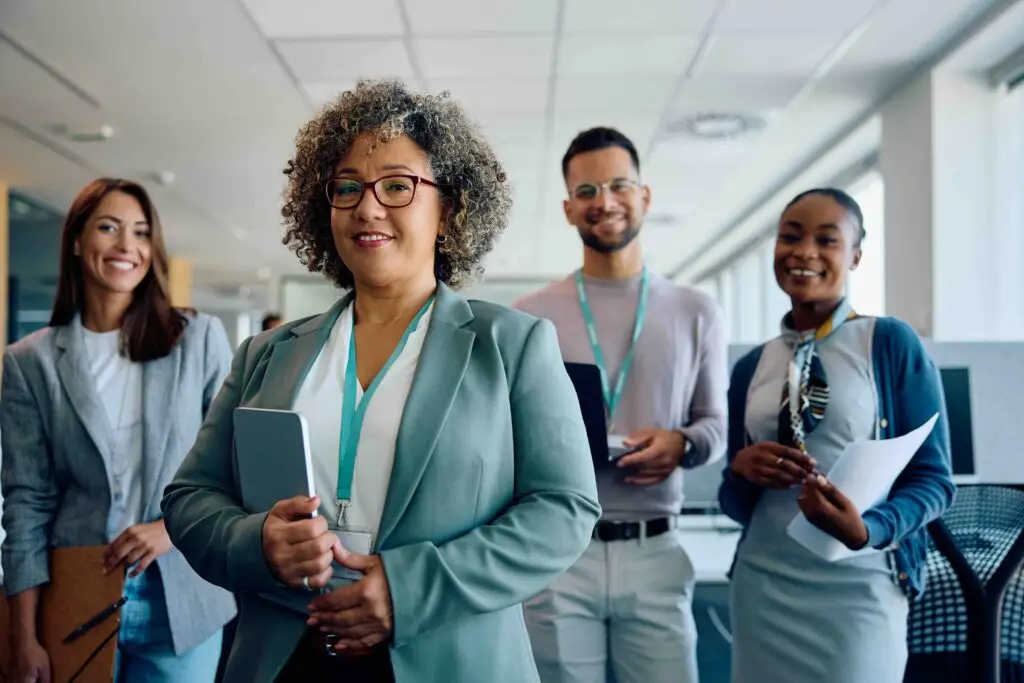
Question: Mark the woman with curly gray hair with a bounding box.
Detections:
[162,79,600,683]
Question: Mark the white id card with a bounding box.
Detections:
[333,530,373,581]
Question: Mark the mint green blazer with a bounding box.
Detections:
[162,283,601,683]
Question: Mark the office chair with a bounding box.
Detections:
[905,484,1024,683]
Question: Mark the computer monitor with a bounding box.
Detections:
[939,367,977,479]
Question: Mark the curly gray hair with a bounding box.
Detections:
[281,79,512,289]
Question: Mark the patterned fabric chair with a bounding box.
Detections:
[905,485,1024,683]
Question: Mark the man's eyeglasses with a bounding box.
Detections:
[325,174,440,210]
[570,178,640,201]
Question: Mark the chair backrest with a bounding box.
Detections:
[907,535,970,657]
[1001,567,1024,670]
[905,485,1024,683]
[941,486,1024,586]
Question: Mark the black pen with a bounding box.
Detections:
[62,596,127,645]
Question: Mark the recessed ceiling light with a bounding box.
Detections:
[52,124,115,142]
[664,112,765,140]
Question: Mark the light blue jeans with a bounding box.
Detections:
[114,566,223,683]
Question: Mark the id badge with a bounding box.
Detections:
[333,529,373,581]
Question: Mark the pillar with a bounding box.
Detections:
[880,67,1010,340]
[167,256,193,308]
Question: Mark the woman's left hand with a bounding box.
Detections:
[307,545,393,652]
[103,520,173,577]
[797,474,870,550]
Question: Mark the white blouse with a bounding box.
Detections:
[81,324,144,540]
[292,302,433,543]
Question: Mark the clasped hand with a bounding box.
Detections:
[262,495,394,652]
[732,441,868,550]
[307,546,393,653]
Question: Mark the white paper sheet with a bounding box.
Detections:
[786,413,939,562]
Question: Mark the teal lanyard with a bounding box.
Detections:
[575,267,649,423]
[336,296,434,527]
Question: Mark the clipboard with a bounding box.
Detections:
[39,546,124,683]
[233,407,349,614]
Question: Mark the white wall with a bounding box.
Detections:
[278,276,554,320]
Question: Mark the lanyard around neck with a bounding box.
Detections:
[335,296,433,527]
[575,267,650,423]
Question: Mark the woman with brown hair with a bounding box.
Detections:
[1,179,236,683]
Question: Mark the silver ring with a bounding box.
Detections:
[775,457,784,467]
[301,575,310,590]
[324,633,340,656]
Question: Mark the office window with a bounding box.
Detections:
[731,251,764,344]
[760,236,790,336]
[846,172,885,316]
[717,269,734,344]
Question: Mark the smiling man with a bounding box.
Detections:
[514,127,728,683]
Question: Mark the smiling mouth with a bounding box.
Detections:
[353,232,393,246]
[105,259,139,271]
[588,213,626,227]
[785,267,823,278]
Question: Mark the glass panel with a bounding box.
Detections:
[846,172,885,316]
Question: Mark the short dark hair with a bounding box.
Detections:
[784,187,866,245]
[561,127,641,179]
[50,178,189,362]
[261,313,282,331]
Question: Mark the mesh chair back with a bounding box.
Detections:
[906,485,1024,683]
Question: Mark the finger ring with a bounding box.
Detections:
[301,575,310,590]
[324,633,340,656]
[775,457,784,466]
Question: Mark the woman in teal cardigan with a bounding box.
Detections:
[719,188,955,683]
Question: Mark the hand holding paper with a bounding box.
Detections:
[787,413,939,561]
[797,474,869,550]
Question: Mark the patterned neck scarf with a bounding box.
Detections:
[778,299,858,451]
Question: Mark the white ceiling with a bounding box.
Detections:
[0,0,1013,296]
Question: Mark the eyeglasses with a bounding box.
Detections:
[570,178,640,201]
[325,174,440,210]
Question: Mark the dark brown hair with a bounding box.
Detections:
[49,178,190,361]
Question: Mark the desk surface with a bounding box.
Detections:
[677,514,741,583]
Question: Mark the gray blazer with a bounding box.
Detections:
[0,312,238,655]
[162,285,601,683]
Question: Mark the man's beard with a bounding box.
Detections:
[577,220,641,254]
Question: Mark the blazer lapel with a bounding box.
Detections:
[140,342,180,517]
[54,320,116,471]
[252,294,353,410]
[377,284,475,548]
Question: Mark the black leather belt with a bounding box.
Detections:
[592,517,672,542]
